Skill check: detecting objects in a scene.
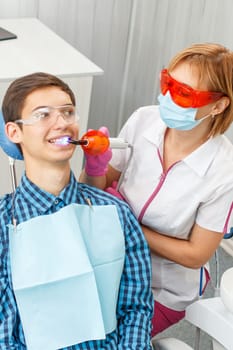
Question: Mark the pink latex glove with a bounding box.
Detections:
[84,126,112,176]
[105,181,126,201]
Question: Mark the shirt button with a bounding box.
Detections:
[54,199,59,204]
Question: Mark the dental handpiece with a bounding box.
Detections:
[55,130,129,155]
[68,137,129,149]
[108,138,129,149]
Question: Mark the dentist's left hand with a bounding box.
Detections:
[84,127,112,176]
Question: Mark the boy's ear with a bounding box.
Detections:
[5,122,22,143]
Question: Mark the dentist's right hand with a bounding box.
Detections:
[84,126,112,176]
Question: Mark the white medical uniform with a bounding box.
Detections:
[110,105,233,311]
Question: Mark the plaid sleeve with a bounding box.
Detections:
[0,197,26,349]
[116,204,153,349]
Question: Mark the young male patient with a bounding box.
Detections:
[0,72,153,349]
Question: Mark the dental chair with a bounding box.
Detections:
[152,234,233,350]
[0,111,23,191]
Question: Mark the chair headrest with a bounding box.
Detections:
[0,110,23,160]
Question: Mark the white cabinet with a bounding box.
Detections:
[0,18,103,195]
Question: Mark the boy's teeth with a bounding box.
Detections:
[51,136,70,145]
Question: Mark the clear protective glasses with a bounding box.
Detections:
[160,69,225,108]
[15,105,79,126]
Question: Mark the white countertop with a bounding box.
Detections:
[0,17,103,81]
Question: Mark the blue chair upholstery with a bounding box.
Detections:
[0,110,23,160]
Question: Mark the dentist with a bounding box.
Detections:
[80,43,233,336]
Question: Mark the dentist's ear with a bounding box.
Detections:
[5,122,22,144]
[212,96,230,116]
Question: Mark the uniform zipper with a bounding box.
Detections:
[138,149,179,222]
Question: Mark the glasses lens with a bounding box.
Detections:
[171,83,194,107]
[160,70,193,107]
[29,105,77,125]
[58,106,77,124]
[160,70,170,95]
[32,107,50,123]
[60,106,76,124]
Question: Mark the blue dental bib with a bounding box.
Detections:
[9,203,125,350]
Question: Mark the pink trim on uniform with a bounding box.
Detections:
[138,149,180,222]
[202,267,210,294]
[138,172,167,222]
[223,201,233,234]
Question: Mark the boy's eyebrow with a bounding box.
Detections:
[31,103,73,112]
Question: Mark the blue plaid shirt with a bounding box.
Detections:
[0,172,153,349]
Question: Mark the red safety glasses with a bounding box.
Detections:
[160,69,224,108]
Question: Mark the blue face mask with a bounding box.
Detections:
[158,92,209,131]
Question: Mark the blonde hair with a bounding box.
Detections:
[167,43,233,136]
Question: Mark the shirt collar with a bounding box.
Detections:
[19,171,79,214]
[142,116,166,147]
[183,135,222,177]
[142,117,222,177]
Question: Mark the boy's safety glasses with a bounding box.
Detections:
[160,69,224,108]
[15,105,79,126]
